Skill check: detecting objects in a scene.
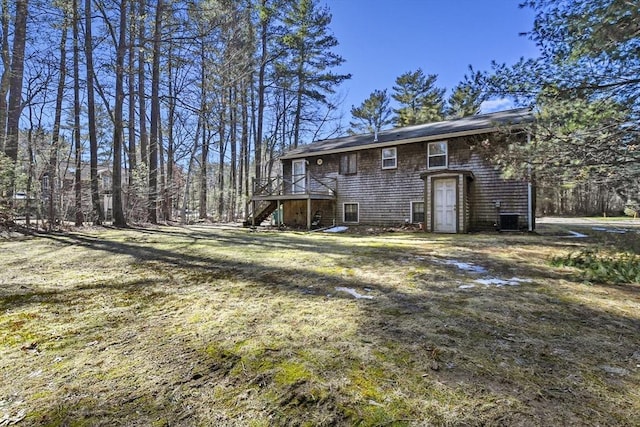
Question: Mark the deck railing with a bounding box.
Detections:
[252,173,337,198]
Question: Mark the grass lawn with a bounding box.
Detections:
[1,224,639,426]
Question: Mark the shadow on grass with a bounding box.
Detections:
[4,226,639,425]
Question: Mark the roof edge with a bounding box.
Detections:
[280,123,527,160]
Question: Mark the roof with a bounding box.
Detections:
[280,107,534,160]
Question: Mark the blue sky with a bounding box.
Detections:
[323,0,540,115]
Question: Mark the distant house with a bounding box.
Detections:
[247,108,535,233]
[41,163,123,221]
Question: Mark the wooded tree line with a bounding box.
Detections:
[347,0,638,217]
[0,0,349,227]
[1,0,637,226]
[348,66,485,135]
[483,0,640,217]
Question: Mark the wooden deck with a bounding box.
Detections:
[246,174,337,228]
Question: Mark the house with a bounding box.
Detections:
[247,108,535,233]
[41,163,122,221]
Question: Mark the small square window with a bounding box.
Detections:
[344,203,359,223]
[340,153,357,175]
[411,201,425,223]
[428,141,448,169]
[382,147,397,169]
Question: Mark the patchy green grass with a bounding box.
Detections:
[0,224,639,426]
[551,249,640,284]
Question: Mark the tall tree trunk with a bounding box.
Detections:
[239,82,247,213]
[199,120,208,219]
[166,43,175,220]
[148,0,162,224]
[127,0,137,196]
[85,0,103,224]
[243,80,251,204]
[292,58,304,149]
[73,0,83,226]
[255,0,268,184]
[49,24,68,229]
[0,0,11,151]
[217,110,226,220]
[112,0,127,227]
[4,0,28,199]
[138,0,148,165]
[198,41,208,220]
[229,87,237,221]
[182,119,200,224]
[159,121,167,221]
[25,122,32,227]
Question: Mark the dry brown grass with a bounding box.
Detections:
[0,224,639,426]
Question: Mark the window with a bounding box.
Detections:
[102,174,112,189]
[343,203,359,223]
[428,141,448,169]
[411,201,425,223]
[292,159,306,194]
[42,175,50,192]
[339,153,357,175]
[382,147,397,169]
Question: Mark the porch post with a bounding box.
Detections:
[306,197,312,230]
[277,200,281,226]
[252,199,256,227]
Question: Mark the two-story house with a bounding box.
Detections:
[247,108,535,233]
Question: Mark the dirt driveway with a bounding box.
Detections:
[537,216,640,230]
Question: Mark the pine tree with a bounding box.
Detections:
[280,0,351,148]
[486,0,640,215]
[445,67,485,118]
[392,68,445,127]
[349,89,393,135]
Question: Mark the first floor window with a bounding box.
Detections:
[411,201,425,223]
[344,203,359,222]
[382,147,397,169]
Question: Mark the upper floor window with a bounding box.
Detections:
[382,147,397,169]
[340,153,357,175]
[428,141,448,169]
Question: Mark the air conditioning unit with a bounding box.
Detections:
[499,213,519,231]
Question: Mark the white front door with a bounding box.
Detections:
[434,178,457,233]
[292,160,306,194]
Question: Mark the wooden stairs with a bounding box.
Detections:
[243,200,277,227]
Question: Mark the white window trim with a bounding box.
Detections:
[343,202,359,223]
[427,141,448,170]
[381,147,397,170]
[410,201,425,224]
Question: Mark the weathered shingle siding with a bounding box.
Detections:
[468,154,529,230]
[283,134,531,230]
[330,143,427,225]
[448,139,530,230]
